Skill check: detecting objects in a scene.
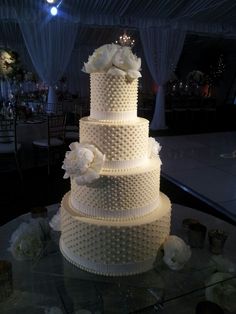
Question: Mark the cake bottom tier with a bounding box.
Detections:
[60,192,171,276]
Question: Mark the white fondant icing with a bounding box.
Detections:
[60,192,171,276]
[69,194,160,220]
[103,157,148,169]
[60,238,156,276]
[90,109,137,121]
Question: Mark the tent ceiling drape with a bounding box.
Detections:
[1,0,236,126]
[1,0,236,34]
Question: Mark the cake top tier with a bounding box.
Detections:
[82,43,141,82]
[83,44,141,121]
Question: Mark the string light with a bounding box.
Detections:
[115,31,135,47]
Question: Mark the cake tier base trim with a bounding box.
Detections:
[70,194,160,221]
[60,238,155,276]
[90,109,137,121]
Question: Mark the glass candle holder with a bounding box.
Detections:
[208,229,228,254]
[188,223,207,248]
[195,300,224,314]
[31,206,48,218]
[182,218,199,231]
[0,260,13,302]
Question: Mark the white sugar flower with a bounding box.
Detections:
[49,208,61,232]
[107,66,126,77]
[112,46,141,72]
[82,44,141,81]
[83,44,118,73]
[126,69,142,81]
[205,272,236,312]
[8,219,50,261]
[62,142,105,185]
[148,137,162,159]
[163,235,191,270]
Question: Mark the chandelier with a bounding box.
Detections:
[115,31,135,47]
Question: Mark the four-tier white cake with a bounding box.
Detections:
[60,44,171,276]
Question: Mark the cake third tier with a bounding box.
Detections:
[70,157,161,220]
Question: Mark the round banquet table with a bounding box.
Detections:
[0,203,235,314]
[17,119,47,168]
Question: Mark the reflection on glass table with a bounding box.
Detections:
[0,203,236,313]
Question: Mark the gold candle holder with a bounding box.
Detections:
[0,260,13,302]
[182,218,199,231]
[208,229,228,254]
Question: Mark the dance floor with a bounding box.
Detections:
[157,131,236,222]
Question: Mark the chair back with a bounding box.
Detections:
[0,118,17,151]
[47,114,66,145]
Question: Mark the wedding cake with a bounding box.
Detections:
[59,44,171,276]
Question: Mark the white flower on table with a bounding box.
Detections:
[205,272,236,312]
[62,142,105,185]
[8,218,50,261]
[83,44,141,81]
[162,235,191,270]
[49,208,61,232]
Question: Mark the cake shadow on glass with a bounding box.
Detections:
[59,44,172,276]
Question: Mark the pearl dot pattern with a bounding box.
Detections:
[90,73,138,113]
[61,192,171,274]
[80,118,148,161]
[70,159,161,218]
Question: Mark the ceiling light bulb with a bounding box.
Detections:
[50,6,58,16]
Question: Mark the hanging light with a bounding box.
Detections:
[45,0,63,16]
[115,31,135,47]
[50,6,58,15]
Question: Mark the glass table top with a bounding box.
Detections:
[0,203,235,313]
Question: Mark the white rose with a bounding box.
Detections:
[62,142,105,185]
[163,235,191,270]
[107,66,126,77]
[148,137,162,159]
[83,44,119,73]
[126,69,142,81]
[8,219,50,261]
[49,208,61,232]
[205,272,236,312]
[112,46,141,72]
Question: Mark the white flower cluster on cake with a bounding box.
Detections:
[148,137,162,159]
[62,142,105,185]
[83,43,141,81]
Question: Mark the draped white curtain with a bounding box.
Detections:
[140,27,186,130]
[17,16,78,112]
[65,46,94,97]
